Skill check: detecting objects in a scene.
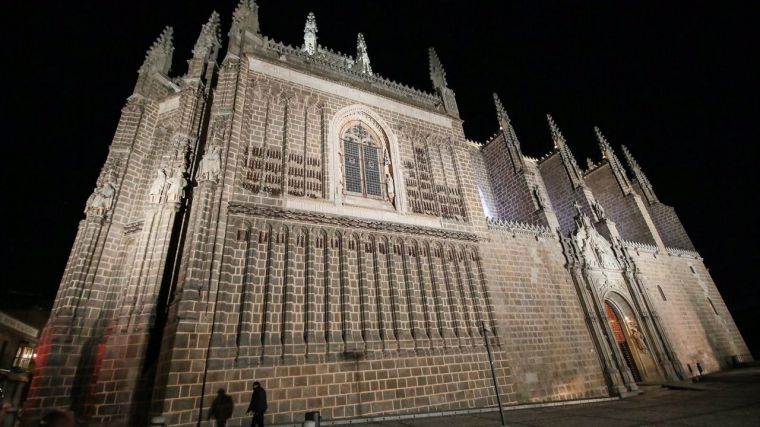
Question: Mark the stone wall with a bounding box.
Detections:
[627,249,752,373]
[480,227,609,403]
[585,165,658,245]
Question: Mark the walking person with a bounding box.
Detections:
[246,381,268,427]
[208,388,234,427]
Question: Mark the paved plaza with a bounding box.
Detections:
[361,366,760,427]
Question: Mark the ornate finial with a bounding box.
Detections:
[193,12,221,59]
[547,114,565,148]
[303,12,318,55]
[231,0,260,36]
[547,114,583,188]
[139,26,174,75]
[594,126,632,194]
[493,93,510,131]
[428,48,459,117]
[621,145,658,203]
[586,157,595,170]
[492,93,525,173]
[353,33,373,75]
[428,47,448,88]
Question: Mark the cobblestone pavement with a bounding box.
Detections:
[360,366,760,427]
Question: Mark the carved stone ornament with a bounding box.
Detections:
[198,145,222,182]
[627,322,649,353]
[228,203,478,242]
[149,168,168,203]
[85,173,117,217]
[166,168,188,202]
[573,211,621,270]
[593,199,607,221]
[533,185,547,210]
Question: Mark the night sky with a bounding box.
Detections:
[3,1,758,356]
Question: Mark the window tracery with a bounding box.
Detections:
[341,121,386,200]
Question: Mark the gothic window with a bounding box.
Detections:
[342,122,384,198]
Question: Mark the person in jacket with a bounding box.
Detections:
[246,381,268,427]
[208,388,234,427]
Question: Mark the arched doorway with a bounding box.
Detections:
[604,301,642,382]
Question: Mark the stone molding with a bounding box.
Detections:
[228,203,478,241]
[259,37,439,108]
[621,239,659,254]
[485,217,554,238]
[665,246,701,260]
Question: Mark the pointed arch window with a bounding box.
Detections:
[342,122,384,198]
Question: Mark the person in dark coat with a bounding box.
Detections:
[208,388,234,427]
[246,381,268,427]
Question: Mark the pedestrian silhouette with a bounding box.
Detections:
[246,381,268,427]
[208,388,234,427]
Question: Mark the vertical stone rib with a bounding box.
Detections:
[282,226,305,359]
[306,228,326,358]
[403,239,429,350]
[429,242,458,347]
[416,241,442,348]
[326,231,344,355]
[262,224,283,361]
[342,234,364,353]
[454,246,481,342]
[360,235,382,352]
[442,245,469,347]
[378,237,398,352]
[389,239,414,351]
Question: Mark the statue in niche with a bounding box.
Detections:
[172,134,191,164]
[384,152,396,207]
[85,174,116,217]
[628,322,649,353]
[198,145,222,182]
[593,200,607,221]
[337,150,345,197]
[149,168,167,203]
[533,185,547,209]
[167,169,188,203]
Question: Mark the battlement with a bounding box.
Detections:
[257,36,441,110]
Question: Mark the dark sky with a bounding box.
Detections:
[3,1,758,356]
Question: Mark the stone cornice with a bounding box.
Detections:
[228,203,478,242]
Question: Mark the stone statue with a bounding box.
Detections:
[149,168,167,203]
[85,179,116,216]
[629,323,649,353]
[384,152,395,206]
[167,170,188,202]
[593,200,607,221]
[337,150,345,196]
[533,185,547,209]
[198,145,222,181]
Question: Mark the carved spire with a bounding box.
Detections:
[138,26,174,76]
[428,47,448,88]
[594,126,632,194]
[493,93,525,173]
[228,0,261,55]
[622,145,658,204]
[303,12,318,55]
[353,33,373,75]
[186,12,221,82]
[547,114,584,188]
[427,48,459,117]
[192,11,221,59]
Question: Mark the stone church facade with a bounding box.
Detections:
[25,2,751,425]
